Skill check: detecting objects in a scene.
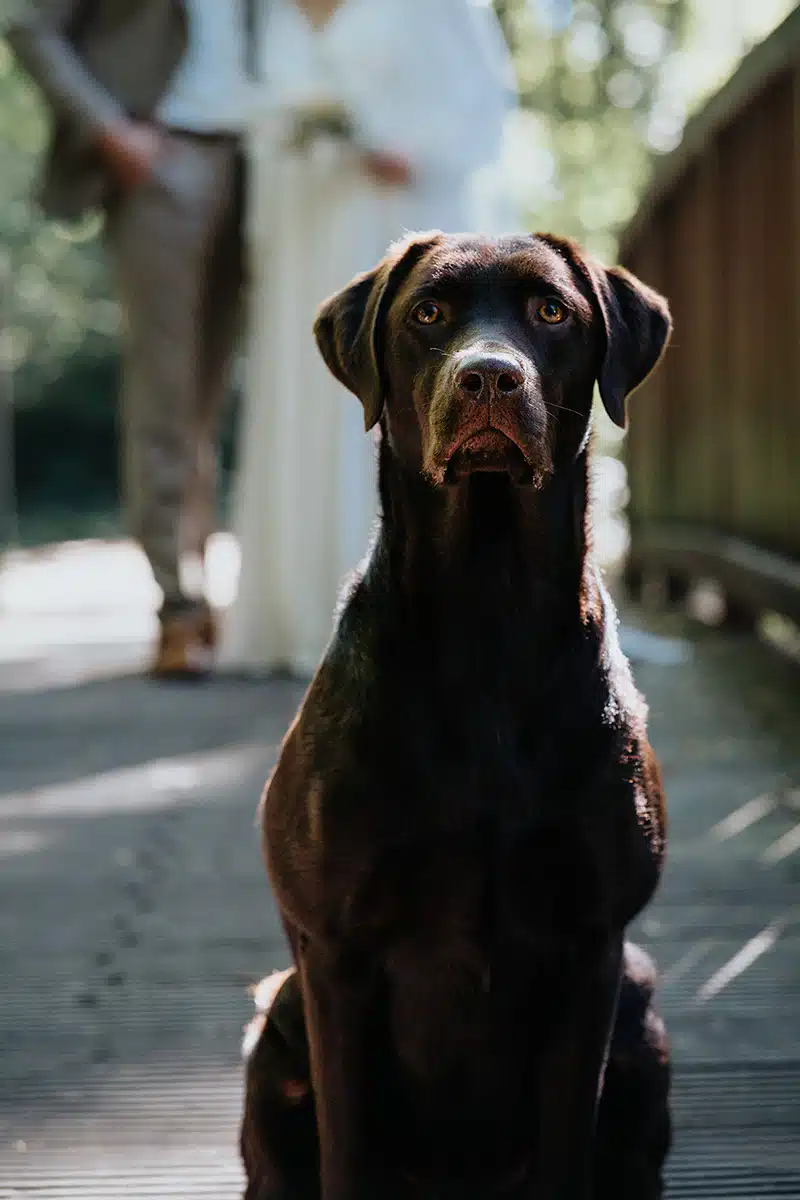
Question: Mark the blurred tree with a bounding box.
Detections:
[0,40,117,402]
[493,0,691,258]
[0,38,122,537]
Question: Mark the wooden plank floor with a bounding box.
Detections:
[0,601,798,1198]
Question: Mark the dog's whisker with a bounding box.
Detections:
[544,401,584,419]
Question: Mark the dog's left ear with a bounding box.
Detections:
[591,263,672,430]
[314,231,443,431]
[537,234,671,430]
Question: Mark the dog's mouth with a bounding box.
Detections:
[443,428,534,484]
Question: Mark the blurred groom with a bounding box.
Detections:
[6,1,257,678]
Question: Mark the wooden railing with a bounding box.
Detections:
[618,7,800,624]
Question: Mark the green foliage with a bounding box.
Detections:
[0,44,117,405]
[495,0,690,258]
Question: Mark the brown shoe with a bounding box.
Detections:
[198,608,218,650]
[151,609,215,680]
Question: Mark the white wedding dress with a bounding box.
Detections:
[219,0,516,675]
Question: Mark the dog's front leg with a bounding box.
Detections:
[528,934,624,1200]
[297,939,374,1200]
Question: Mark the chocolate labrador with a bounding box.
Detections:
[254,232,672,1200]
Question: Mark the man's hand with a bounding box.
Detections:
[362,150,413,188]
[95,121,166,190]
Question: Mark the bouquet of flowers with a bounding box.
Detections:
[284,101,355,153]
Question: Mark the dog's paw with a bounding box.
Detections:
[243,968,311,1105]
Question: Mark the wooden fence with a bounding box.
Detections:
[619,7,800,624]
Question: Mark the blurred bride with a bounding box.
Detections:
[220,0,516,675]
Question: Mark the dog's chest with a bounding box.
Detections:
[374,826,598,1108]
[322,671,625,936]
[338,701,622,1083]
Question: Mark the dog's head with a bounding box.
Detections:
[314,232,671,486]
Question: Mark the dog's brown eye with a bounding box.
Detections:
[537,299,568,325]
[412,301,443,325]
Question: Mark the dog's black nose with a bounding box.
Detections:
[455,351,525,400]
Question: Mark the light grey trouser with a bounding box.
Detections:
[106,133,244,615]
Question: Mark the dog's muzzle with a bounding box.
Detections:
[427,348,548,486]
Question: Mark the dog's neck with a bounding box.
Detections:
[375,438,600,639]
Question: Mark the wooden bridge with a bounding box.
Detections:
[620,6,800,634]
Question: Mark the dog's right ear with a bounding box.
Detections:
[314,231,443,431]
